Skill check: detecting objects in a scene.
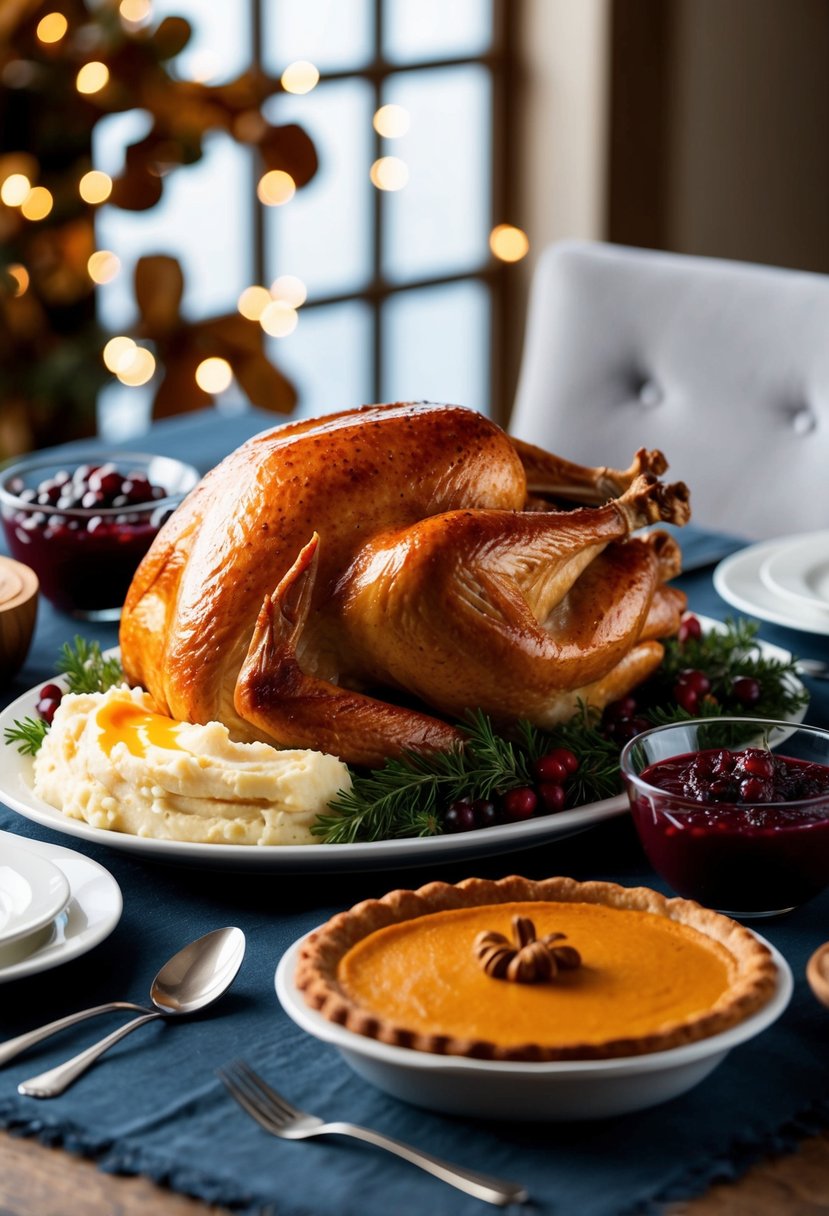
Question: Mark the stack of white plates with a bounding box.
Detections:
[0,832,121,983]
[714,531,829,636]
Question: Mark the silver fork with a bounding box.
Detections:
[218,1060,528,1207]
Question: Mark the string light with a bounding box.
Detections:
[7,264,29,296]
[370,157,409,191]
[237,285,271,321]
[1,174,31,206]
[257,170,295,206]
[373,105,410,138]
[260,301,298,338]
[270,275,306,308]
[36,12,68,43]
[489,224,529,263]
[119,0,152,22]
[116,346,156,386]
[195,357,233,394]
[281,60,319,95]
[79,170,113,204]
[103,336,136,373]
[21,186,53,220]
[88,250,121,284]
[76,62,109,95]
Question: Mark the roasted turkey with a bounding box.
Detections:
[120,403,691,766]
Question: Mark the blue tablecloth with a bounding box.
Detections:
[2,409,829,1216]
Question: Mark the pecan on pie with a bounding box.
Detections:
[295,875,778,1062]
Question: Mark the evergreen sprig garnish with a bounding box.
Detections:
[645,617,808,719]
[3,716,49,756]
[4,637,124,756]
[314,707,618,845]
[57,637,123,695]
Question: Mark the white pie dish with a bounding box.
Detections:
[760,531,829,616]
[274,930,792,1121]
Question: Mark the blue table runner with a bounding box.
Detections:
[2,409,829,1216]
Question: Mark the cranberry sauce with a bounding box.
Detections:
[1,462,172,615]
[630,747,829,913]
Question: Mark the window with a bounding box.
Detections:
[96,0,512,430]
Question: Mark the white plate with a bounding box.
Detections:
[275,930,792,1121]
[0,832,122,983]
[0,837,70,947]
[0,620,806,873]
[760,531,829,616]
[715,538,829,636]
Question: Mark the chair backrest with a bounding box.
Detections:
[509,240,829,539]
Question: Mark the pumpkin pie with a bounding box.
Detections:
[295,876,778,1061]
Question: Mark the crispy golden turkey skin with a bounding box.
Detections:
[119,402,690,766]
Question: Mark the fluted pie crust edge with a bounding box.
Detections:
[294,875,779,1061]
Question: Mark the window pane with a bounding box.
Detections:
[152,0,250,83]
[95,132,251,329]
[382,66,491,283]
[382,281,490,413]
[264,81,374,297]
[383,0,492,64]
[264,0,374,72]
[269,300,373,418]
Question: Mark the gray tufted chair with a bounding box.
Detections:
[509,241,829,540]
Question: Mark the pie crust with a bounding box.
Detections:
[295,875,779,1061]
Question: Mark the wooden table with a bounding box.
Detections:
[3,1126,829,1214]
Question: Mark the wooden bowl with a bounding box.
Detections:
[0,555,38,685]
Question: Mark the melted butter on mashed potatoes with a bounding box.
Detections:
[33,685,351,845]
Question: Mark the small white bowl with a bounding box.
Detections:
[275,932,792,1121]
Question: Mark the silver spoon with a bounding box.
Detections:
[16,925,245,1099]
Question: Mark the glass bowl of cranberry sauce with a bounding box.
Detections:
[620,718,829,919]
[0,451,199,621]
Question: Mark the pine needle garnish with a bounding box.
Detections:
[4,636,125,756]
[57,636,123,695]
[3,716,49,756]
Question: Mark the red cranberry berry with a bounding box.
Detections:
[603,696,638,724]
[472,798,500,828]
[537,783,566,813]
[443,798,477,833]
[501,787,538,822]
[677,615,703,643]
[36,695,62,724]
[39,683,63,702]
[732,676,762,707]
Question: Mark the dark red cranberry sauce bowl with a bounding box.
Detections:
[620,719,829,919]
[0,450,199,620]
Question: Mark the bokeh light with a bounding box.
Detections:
[21,186,53,220]
[257,170,296,206]
[237,285,272,321]
[281,60,319,95]
[270,275,307,308]
[369,157,409,191]
[195,357,233,394]
[88,250,121,284]
[489,224,530,263]
[36,12,68,43]
[119,0,152,22]
[7,264,29,296]
[260,301,298,338]
[79,170,113,204]
[1,174,31,206]
[76,62,109,95]
[103,336,137,373]
[116,346,156,386]
[373,105,410,138]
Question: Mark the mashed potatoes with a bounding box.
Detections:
[33,685,351,845]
